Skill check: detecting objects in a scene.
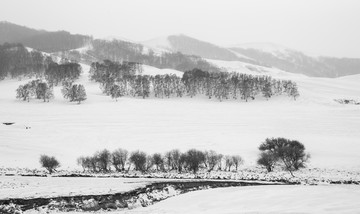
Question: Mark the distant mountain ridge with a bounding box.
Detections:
[1,21,360,78]
[144,34,360,77]
[230,47,360,77]
[0,21,91,53]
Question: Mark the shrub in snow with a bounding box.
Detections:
[111,148,128,172]
[109,84,125,101]
[16,84,31,102]
[231,155,244,171]
[129,150,147,172]
[39,155,60,174]
[61,82,87,104]
[258,137,310,176]
[77,156,91,172]
[257,151,278,172]
[151,153,164,171]
[16,79,53,102]
[183,149,206,174]
[164,149,184,172]
[289,83,300,100]
[224,155,244,171]
[36,82,54,102]
[204,150,223,172]
[94,149,111,172]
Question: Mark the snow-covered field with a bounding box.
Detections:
[121,185,360,214]
[0,60,360,213]
[1,62,360,171]
[0,176,157,200]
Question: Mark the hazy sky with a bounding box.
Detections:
[1,0,359,57]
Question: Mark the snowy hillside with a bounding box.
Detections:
[141,65,183,77]
[0,176,155,199]
[142,36,172,53]
[229,45,360,77]
[229,42,293,56]
[142,33,360,78]
[1,62,360,171]
[142,34,242,61]
[123,185,360,214]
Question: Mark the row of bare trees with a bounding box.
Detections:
[77,149,244,174]
[0,43,47,79]
[90,60,300,101]
[41,138,309,175]
[45,62,82,86]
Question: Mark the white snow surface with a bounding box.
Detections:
[121,185,360,214]
[102,36,136,44]
[141,36,172,53]
[0,176,158,200]
[141,65,183,77]
[229,42,292,55]
[0,62,360,171]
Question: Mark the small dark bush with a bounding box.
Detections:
[129,150,147,171]
[257,151,278,172]
[40,155,60,174]
[258,137,310,176]
[183,149,205,173]
[111,148,128,172]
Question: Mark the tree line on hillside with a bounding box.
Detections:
[45,62,82,86]
[40,138,310,177]
[88,39,222,72]
[0,22,92,53]
[90,60,300,101]
[0,43,85,86]
[0,43,48,79]
[12,53,87,104]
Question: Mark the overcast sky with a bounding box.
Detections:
[1,0,359,58]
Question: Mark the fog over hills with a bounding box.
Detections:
[1,21,360,78]
[144,34,360,77]
[0,21,91,53]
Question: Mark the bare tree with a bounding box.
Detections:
[204,150,223,172]
[183,149,205,174]
[259,137,310,177]
[129,150,147,172]
[231,155,244,171]
[95,149,111,172]
[111,148,128,172]
[257,151,278,172]
[152,153,164,171]
[40,155,60,174]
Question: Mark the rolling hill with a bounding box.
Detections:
[0,21,91,53]
[2,21,359,78]
[143,34,360,78]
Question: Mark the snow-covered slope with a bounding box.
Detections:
[0,63,360,170]
[229,44,360,77]
[142,36,172,53]
[0,176,156,200]
[141,65,183,77]
[229,42,293,56]
[123,185,360,214]
[142,34,241,61]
